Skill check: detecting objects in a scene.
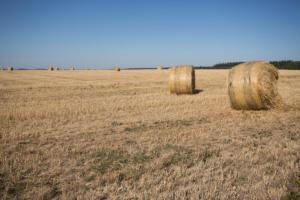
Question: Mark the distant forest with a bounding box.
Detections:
[195,60,300,70]
[10,60,300,70]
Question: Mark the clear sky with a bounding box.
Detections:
[0,0,300,68]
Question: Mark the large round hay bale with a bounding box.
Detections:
[169,65,195,94]
[55,67,60,71]
[48,66,54,71]
[228,61,280,110]
[114,66,121,71]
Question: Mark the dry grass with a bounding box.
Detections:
[0,69,299,199]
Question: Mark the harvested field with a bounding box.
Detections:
[0,69,299,199]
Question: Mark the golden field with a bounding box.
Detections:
[0,69,299,199]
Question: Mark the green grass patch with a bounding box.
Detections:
[157,144,215,169]
[92,149,129,174]
[91,148,152,175]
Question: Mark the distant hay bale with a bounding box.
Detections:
[7,66,13,71]
[48,66,54,71]
[228,61,281,110]
[157,66,163,70]
[114,66,121,71]
[169,65,195,94]
[71,67,75,70]
[55,67,60,71]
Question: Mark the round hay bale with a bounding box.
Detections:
[48,66,54,71]
[169,65,195,94]
[114,66,121,71]
[228,61,281,110]
[157,66,163,70]
[71,67,75,70]
[7,66,13,71]
[55,67,60,71]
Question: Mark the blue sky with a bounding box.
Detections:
[0,0,300,68]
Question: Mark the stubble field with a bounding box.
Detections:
[0,69,299,200]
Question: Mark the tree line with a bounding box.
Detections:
[195,60,300,70]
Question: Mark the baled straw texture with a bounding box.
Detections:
[228,61,281,110]
[169,65,195,95]
[115,66,121,71]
